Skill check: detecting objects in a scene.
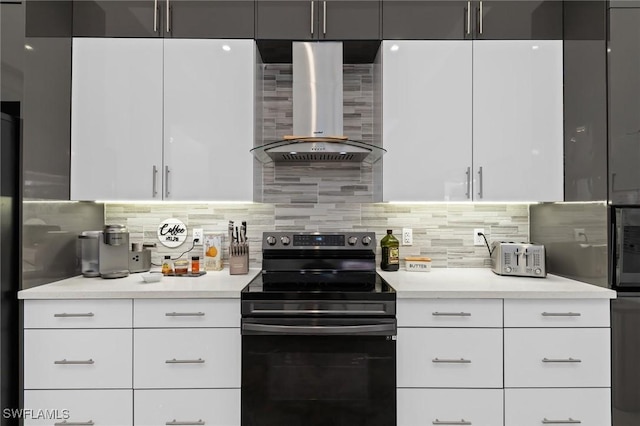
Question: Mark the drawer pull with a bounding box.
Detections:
[433,420,472,425]
[54,421,95,426]
[542,357,582,363]
[542,418,581,424]
[54,359,95,365]
[432,358,471,364]
[165,312,205,317]
[54,313,95,318]
[166,420,205,425]
[165,358,205,364]
[432,312,471,317]
[541,312,581,317]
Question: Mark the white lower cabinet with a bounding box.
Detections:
[504,388,611,426]
[24,389,133,426]
[398,388,504,426]
[134,389,240,426]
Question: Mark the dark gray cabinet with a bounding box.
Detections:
[73,0,254,38]
[381,0,561,40]
[256,1,380,40]
[609,8,640,203]
[609,0,640,7]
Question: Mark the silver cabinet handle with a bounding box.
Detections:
[54,312,94,318]
[54,359,95,365]
[432,358,471,363]
[433,420,472,425]
[153,0,158,32]
[165,165,170,197]
[55,421,95,426]
[477,166,483,199]
[165,358,205,364]
[323,1,327,35]
[165,312,205,317]
[433,312,471,317]
[479,1,483,34]
[166,420,205,426]
[466,1,471,35]
[166,0,171,32]
[542,419,581,424]
[541,312,581,317]
[465,166,471,199]
[153,165,159,197]
[542,357,582,363]
[310,1,314,35]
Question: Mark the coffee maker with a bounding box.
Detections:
[99,224,130,279]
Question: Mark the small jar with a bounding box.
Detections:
[161,255,173,275]
[191,256,200,274]
[174,259,189,275]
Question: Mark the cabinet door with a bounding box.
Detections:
[71,38,163,201]
[166,0,255,38]
[73,1,161,37]
[609,9,640,204]
[472,40,563,202]
[163,39,254,201]
[476,1,562,40]
[322,1,380,40]
[382,40,472,202]
[256,1,316,40]
[382,1,468,40]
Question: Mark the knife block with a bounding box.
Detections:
[229,246,249,275]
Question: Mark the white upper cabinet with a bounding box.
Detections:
[382,39,563,202]
[71,38,164,201]
[71,38,255,201]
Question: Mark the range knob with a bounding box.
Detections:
[348,236,358,246]
[266,236,277,246]
[280,236,291,246]
[535,268,542,275]
[362,236,372,246]
[505,266,512,273]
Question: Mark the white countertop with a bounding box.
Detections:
[18,268,261,299]
[378,268,616,299]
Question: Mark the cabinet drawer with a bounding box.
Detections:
[504,299,610,327]
[24,329,132,389]
[504,388,611,426]
[504,328,610,387]
[134,389,240,426]
[397,328,503,388]
[24,389,132,426]
[134,299,240,328]
[24,299,132,329]
[134,328,240,388]
[398,388,504,426]
[398,299,503,327]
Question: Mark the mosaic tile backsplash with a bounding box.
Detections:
[105,202,530,269]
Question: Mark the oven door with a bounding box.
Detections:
[241,318,396,426]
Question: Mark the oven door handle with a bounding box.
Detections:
[242,322,396,336]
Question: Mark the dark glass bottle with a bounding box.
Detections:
[380,229,399,271]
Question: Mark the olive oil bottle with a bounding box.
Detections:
[380,229,399,271]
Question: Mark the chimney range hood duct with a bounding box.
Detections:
[251,41,385,164]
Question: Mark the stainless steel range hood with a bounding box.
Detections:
[251,41,385,164]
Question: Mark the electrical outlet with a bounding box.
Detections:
[193,228,204,245]
[574,228,586,242]
[402,228,413,246]
[474,228,485,246]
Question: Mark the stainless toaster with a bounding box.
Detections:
[490,241,546,278]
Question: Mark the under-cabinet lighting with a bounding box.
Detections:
[24,44,34,51]
[96,200,254,205]
[390,44,399,52]
[222,45,231,52]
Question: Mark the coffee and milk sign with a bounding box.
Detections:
[157,218,188,248]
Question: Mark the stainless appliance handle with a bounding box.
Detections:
[542,357,582,363]
[54,359,95,365]
[54,312,94,318]
[542,419,581,424]
[153,0,158,32]
[433,420,472,425]
[55,421,95,426]
[433,311,471,317]
[166,420,205,426]
[323,1,327,35]
[242,322,396,336]
[541,312,581,317]
[166,0,171,32]
[153,165,158,197]
[252,309,388,316]
[477,166,483,199]
[310,1,314,35]
[165,165,170,197]
[465,167,471,199]
[165,312,205,317]
[466,1,471,35]
[165,358,205,364]
[432,358,471,364]
[479,1,483,35]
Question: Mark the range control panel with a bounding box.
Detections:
[262,232,375,250]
